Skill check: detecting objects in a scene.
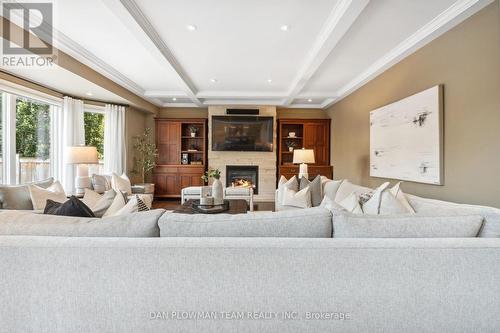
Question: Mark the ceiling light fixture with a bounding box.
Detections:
[280,25,289,31]
[186,24,197,31]
[86,92,93,96]
[307,98,313,102]
[210,78,218,83]
[267,79,273,83]
[172,97,177,101]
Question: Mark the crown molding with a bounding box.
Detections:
[323,0,494,108]
[282,0,370,106]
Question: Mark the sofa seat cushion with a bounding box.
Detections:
[158,207,332,238]
[0,209,165,237]
[333,212,484,238]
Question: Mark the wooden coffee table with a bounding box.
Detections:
[173,199,248,214]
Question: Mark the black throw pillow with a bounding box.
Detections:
[43,196,95,217]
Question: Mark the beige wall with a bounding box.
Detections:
[326,1,500,207]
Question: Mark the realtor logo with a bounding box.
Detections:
[3,2,53,54]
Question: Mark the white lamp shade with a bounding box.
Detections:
[293,148,315,164]
[66,146,99,164]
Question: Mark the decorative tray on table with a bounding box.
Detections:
[191,199,229,214]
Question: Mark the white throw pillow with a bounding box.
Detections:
[362,182,390,214]
[334,180,372,203]
[282,186,311,209]
[103,191,127,217]
[111,173,132,195]
[390,182,416,213]
[338,192,363,214]
[28,181,66,210]
[81,188,103,208]
[378,190,409,215]
[111,196,139,216]
[277,175,299,206]
[323,180,344,201]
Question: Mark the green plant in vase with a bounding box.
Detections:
[188,125,199,137]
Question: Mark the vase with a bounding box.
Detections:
[190,132,196,138]
[212,178,223,205]
[288,147,294,152]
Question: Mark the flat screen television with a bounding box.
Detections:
[211,116,273,152]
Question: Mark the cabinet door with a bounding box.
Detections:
[154,173,179,196]
[304,122,329,165]
[157,122,181,165]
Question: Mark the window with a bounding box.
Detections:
[84,109,105,175]
[1,88,60,185]
[16,97,51,184]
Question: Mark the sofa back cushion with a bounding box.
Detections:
[406,194,500,237]
[0,178,54,210]
[0,209,165,237]
[333,212,484,238]
[159,207,332,238]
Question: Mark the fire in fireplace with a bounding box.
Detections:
[226,165,259,194]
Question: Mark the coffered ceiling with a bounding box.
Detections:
[2,0,494,109]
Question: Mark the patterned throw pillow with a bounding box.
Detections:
[136,195,150,212]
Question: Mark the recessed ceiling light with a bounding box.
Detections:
[172,97,177,101]
[186,24,197,31]
[307,98,313,102]
[210,78,218,83]
[280,25,289,31]
[267,79,273,83]
[86,92,93,96]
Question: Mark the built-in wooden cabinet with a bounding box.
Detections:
[278,119,333,180]
[154,119,207,198]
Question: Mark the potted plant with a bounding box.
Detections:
[188,125,198,138]
[131,127,158,194]
[201,168,223,205]
[286,140,297,152]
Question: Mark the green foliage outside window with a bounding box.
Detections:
[16,99,50,160]
[84,112,104,160]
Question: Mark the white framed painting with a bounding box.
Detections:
[370,85,443,185]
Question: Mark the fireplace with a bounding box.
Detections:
[226,165,259,194]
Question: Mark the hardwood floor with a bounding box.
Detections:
[152,198,275,212]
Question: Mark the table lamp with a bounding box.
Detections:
[293,148,315,179]
[66,146,99,195]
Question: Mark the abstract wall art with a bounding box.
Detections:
[370,85,443,185]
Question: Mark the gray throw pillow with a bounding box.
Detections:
[91,174,112,194]
[0,209,165,237]
[300,175,322,207]
[91,189,117,217]
[0,178,54,210]
[333,212,484,238]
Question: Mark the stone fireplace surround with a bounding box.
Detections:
[208,106,277,202]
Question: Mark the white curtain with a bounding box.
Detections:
[52,97,85,193]
[104,104,126,175]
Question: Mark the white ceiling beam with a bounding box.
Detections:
[282,0,370,106]
[103,0,202,106]
[323,0,493,109]
[196,91,287,99]
[144,91,187,98]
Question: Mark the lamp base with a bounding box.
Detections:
[298,163,309,180]
[75,164,90,195]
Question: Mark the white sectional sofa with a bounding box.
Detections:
[1,180,500,332]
